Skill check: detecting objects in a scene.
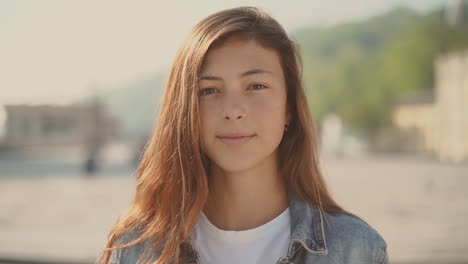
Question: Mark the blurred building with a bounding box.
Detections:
[1,101,120,156]
[393,50,468,163]
[446,0,468,27]
[434,50,468,162]
[392,94,436,153]
[321,113,344,157]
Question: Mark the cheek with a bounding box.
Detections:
[252,95,287,125]
[199,102,219,153]
[199,106,213,137]
[251,100,287,151]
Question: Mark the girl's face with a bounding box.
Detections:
[198,37,289,173]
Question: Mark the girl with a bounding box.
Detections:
[98,6,388,264]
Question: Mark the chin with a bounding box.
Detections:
[212,157,261,174]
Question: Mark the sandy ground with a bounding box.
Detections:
[0,155,467,263]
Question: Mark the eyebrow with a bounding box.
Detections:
[198,68,273,81]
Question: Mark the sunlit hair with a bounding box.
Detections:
[98,6,353,264]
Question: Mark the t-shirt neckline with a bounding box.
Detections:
[197,207,290,244]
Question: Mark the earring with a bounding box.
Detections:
[284,123,289,132]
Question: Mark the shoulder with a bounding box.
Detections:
[321,212,388,263]
[108,231,153,264]
[322,212,386,245]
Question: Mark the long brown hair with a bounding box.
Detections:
[98,6,351,264]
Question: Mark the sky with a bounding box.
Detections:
[0,0,449,108]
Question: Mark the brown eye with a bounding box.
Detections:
[249,83,267,90]
[199,88,218,96]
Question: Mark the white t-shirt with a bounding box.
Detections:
[190,207,291,264]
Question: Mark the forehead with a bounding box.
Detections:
[201,37,283,75]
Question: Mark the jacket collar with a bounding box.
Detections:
[286,190,328,257]
[183,191,329,263]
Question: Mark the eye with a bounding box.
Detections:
[249,83,268,90]
[199,88,218,96]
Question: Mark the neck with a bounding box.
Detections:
[202,151,288,231]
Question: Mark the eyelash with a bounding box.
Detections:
[199,83,268,96]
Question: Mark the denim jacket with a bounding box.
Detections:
[107,192,388,264]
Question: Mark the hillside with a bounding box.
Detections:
[293,6,468,140]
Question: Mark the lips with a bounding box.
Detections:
[217,133,256,145]
[217,133,256,138]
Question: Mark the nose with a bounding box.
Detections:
[223,93,246,121]
[224,112,244,120]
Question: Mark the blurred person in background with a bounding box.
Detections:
[98,7,388,264]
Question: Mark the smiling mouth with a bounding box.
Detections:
[217,135,256,145]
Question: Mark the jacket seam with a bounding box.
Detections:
[376,245,387,264]
[312,207,327,250]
